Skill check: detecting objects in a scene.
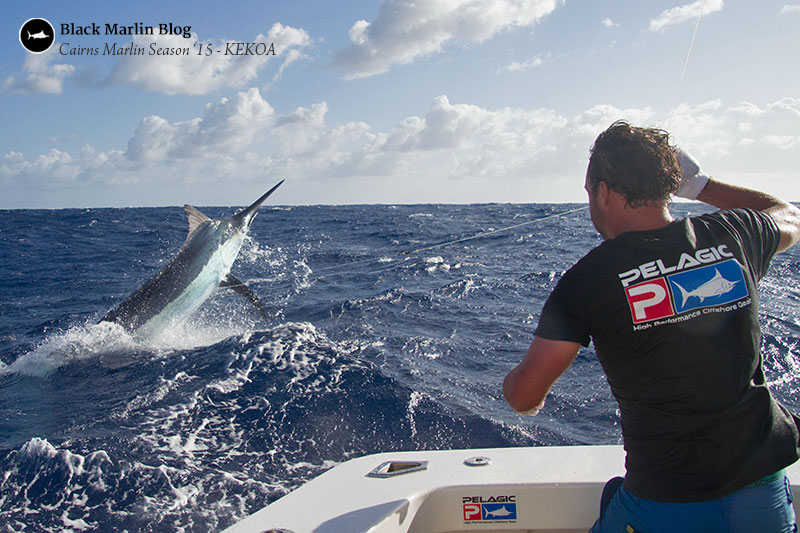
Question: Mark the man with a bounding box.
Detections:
[504,120,800,532]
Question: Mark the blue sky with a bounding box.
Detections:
[2,1,799,208]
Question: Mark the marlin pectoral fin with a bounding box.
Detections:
[220,274,268,318]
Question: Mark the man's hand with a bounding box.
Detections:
[504,336,580,415]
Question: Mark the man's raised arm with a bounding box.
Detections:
[675,148,800,253]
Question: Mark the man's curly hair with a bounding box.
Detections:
[587,120,681,208]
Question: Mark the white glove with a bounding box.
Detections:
[674,147,710,200]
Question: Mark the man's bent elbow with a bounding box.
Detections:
[772,202,800,253]
[503,370,545,415]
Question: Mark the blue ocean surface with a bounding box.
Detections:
[1,203,798,531]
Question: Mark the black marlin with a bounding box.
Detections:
[100,180,284,338]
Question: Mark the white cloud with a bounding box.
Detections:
[1,146,123,190]
[126,88,275,161]
[601,18,619,28]
[781,4,800,13]
[3,94,800,206]
[385,95,568,153]
[105,23,310,95]
[649,0,724,32]
[335,0,562,79]
[502,54,545,72]
[2,47,76,95]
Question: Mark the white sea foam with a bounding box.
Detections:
[144,312,254,353]
[0,321,136,378]
[0,306,266,378]
[407,391,425,437]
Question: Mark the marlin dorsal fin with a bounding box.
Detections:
[184,205,211,237]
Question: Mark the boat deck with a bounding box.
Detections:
[223,445,800,533]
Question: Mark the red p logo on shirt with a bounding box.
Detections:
[625,278,675,324]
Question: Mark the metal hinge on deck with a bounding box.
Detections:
[367,460,429,478]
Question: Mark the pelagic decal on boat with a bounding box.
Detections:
[462,494,517,523]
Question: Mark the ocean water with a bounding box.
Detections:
[1,203,798,532]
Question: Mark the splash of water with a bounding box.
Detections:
[1,322,135,378]
[0,309,263,378]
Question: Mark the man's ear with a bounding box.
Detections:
[599,181,630,212]
[595,180,611,207]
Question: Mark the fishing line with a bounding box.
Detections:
[307,204,589,279]
[400,205,589,256]
[666,0,707,130]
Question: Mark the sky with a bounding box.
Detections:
[2,0,799,208]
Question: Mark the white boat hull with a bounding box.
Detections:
[224,445,800,533]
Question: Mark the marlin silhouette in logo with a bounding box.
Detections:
[673,268,739,307]
[27,30,50,40]
[485,506,513,518]
[100,180,284,338]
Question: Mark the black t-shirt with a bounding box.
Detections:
[535,208,800,502]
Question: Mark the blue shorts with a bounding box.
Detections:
[590,473,797,533]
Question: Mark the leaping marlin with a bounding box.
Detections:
[100,180,284,338]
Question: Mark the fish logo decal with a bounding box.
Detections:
[624,258,751,325]
[667,258,749,314]
[462,496,517,522]
[672,268,739,306]
[19,18,55,53]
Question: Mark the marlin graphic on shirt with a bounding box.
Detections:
[673,268,740,306]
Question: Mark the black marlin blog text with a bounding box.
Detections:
[57,21,277,57]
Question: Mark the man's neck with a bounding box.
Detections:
[606,203,674,239]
